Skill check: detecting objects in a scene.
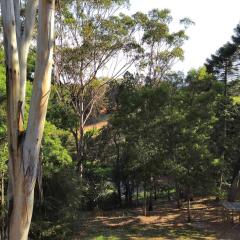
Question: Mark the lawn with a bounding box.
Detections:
[72,198,240,240]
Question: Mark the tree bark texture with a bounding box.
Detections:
[1,0,55,239]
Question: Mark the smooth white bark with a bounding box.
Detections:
[1,0,55,239]
[24,0,55,184]
[19,0,38,109]
[1,0,20,148]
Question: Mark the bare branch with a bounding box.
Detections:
[19,0,38,112]
[21,0,38,44]
[13,0,21,46]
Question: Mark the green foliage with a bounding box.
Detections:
[106,66,221,202]
[0,65,5,95]
[42,122,73,176]
[47,86,79,131]
[0,59,7,175]
[133,9,191,85]
[27,49,36,81]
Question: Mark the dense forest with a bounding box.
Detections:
[1,0,240,239]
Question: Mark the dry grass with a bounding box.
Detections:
[84,121,108,133]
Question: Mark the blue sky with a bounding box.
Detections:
[124,0,240,73]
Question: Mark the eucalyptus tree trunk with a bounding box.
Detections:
[1,0,55,239]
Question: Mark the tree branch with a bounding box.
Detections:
[19,0,38,110]
[24,0,55,176]
[13,0,21,47]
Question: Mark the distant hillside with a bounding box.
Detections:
[84,114,109,133]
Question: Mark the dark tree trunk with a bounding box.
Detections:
[136,184,139,203]
[124,181,133,206]
[129,182,133,205]
[167,188,171,202]
[117,181,122,206]
[125,182,129,205]
[186,184,192,223]
[216,64,228,201]
[143,183,147,216]
[187,198,191,223]
[175,184,182,209]
[154,183,157,200]
[113,133,122,206]
[148,177,154,211]
[148,191,153,211]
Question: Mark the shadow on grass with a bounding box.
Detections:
[72,198,240,240]
[73,215,216,240]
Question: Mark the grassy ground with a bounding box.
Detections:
[72,198,240,240]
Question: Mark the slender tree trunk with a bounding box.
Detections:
[73,132,83,209]
[186,185,192,223]
[143,183,147,216]
[75,121,85,209]
[77,92,85,178]
[154,183,157,200]
[148,176,153,211]
[77,124,84,177]
[113,133,121,206]
[117,181,122,206]
[224,63,228,98]
[216,172,223,201]
[217,103,226,200]
[136,184,139,203]
[129,181,133,206]
[187,197,191,223]
[175,183,182,209]
[125,182,129,205]
[216,64,228,201]
[148,191,153,211]
[167,188,171,202]
[19,0,38,112]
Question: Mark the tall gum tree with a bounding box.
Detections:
[1,0,55,239]
[53,0,139,174]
